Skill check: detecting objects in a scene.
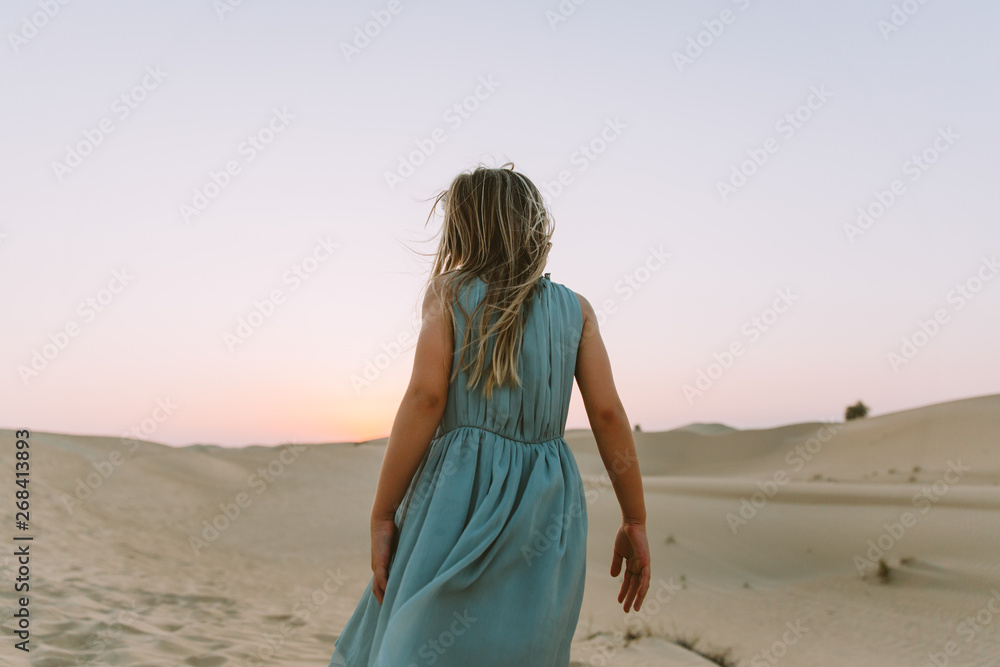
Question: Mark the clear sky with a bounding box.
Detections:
[2,0,998,446]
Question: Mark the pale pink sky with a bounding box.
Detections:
[1,1,998,446]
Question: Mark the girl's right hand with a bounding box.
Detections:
[611,521,651,612]
[370,516,398,605]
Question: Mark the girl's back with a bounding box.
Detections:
[433,272,583,446]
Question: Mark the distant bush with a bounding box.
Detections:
[845,400,869,421]
[634,423,642,432]
[876,558,892,584]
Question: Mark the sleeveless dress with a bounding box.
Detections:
[328,272,588,667]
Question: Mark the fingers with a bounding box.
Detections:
[372,544,389,605]
[615,559,652,612]
[373,566,388,605]
[633,564,651,612]
[613,529,656,613]
[617,568,630,603]
[622,569,639,612]
[370,519,398,607]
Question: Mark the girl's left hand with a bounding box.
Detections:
[370,516,398,604]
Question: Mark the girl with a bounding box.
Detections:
[329,164,650,666]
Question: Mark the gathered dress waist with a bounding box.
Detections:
[435,424,567,446]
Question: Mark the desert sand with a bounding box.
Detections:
[1,393,998,666]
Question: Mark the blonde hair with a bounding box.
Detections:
[422,163,554,398]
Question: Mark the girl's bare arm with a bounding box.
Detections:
[573,293,646,524]
[370,282,453,522]
[574,292,650,613]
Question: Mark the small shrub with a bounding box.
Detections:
[624,624,651,644]
[700,648,737,667]
[876,558,892,584]
[672,634,737,667]
[845,400,869,421]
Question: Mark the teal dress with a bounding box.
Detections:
[329,273,588,667]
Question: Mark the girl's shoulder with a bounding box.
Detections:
[541,272,577,297]
[539,275,588,324]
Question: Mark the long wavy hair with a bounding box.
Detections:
[422,163,554,399]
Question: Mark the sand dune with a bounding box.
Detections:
[1,394,998,665]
